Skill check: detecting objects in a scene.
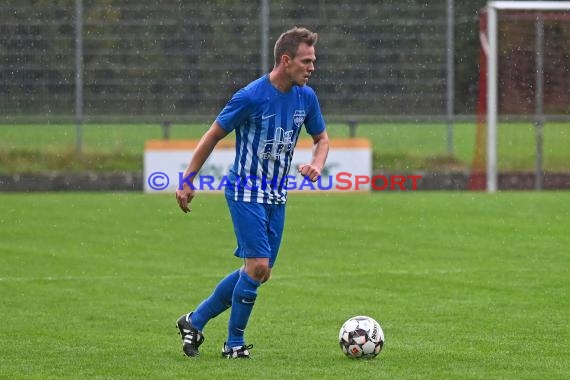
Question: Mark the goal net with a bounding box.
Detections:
[469,1,570,191]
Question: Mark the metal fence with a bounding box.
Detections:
[1,0,487,123]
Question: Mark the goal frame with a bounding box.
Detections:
[485,1,570,192]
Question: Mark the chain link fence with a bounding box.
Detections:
[1,0,487,123]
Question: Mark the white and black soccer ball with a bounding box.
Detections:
[339,315,384,359]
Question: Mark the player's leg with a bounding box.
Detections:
[228,259,268,342]
[177,269,240,357]
[223,199,271,358]
[189,269,240,330]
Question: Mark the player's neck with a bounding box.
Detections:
[268,69,293,93]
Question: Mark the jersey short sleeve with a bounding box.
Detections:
[304,88,326,136]
[216,88,251,132]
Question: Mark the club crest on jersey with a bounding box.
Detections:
[293,110,306,128]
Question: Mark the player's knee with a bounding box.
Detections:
[246,259,270,282]
[252,264,269,281]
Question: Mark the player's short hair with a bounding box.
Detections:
[274,27,318,66]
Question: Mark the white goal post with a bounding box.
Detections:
[486,1,570,192]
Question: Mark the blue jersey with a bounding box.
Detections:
[216,75,326,204]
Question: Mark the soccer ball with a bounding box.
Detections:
[338,315,384,359]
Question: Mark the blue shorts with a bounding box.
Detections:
[226,198,286,268]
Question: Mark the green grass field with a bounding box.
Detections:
[1,122,569,172]
[1,192,569,379]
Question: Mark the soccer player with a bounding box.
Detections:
[175,27,329,359]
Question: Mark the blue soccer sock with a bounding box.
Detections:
[190,269,240,331]
[227,270,260,347]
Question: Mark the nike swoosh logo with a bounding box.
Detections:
[241,298,255,304]
[262,113,276,120]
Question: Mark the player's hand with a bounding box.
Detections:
[175,184,195,213]
[297,164,321,182]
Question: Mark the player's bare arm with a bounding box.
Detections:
[175,121,229,213]
[298,130,329,182]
